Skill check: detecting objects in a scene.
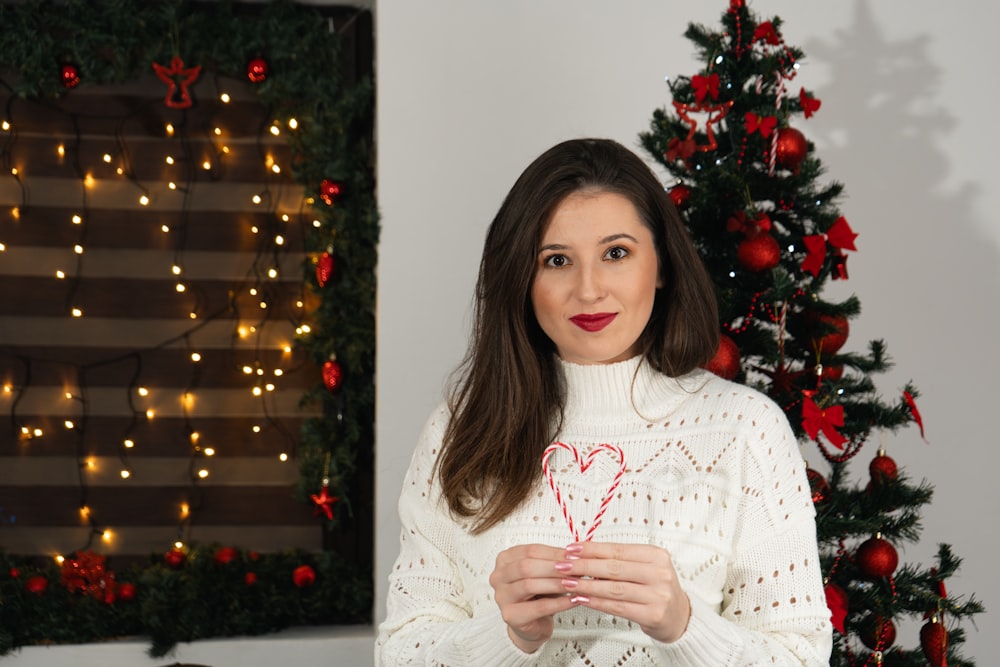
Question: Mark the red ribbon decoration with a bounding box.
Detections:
[691,73,720,103]
[801,396,848,449]
[800,216,858,277]
[903,390,928,441]
[825,582,848,634]
[799,87,822,118]
[745,112,778,138]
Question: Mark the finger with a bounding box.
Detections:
[566,541,668,564]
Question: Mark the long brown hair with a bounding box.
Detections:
[438,138,719,532]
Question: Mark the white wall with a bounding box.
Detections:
[376,0,999,663]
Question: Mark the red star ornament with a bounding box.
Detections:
[152,56,202,109]
[310,483,338,520]
[672,100,734,154]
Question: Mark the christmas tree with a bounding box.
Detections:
[639,2,983,664]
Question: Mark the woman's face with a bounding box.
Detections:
[530,190,661,365]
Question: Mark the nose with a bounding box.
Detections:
[574,262,606,303]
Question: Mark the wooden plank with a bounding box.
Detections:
[0,525,323,557]
[0,486,317,527]
[0,416,308,457]
[0,207,308,252]
[0,346,316,389]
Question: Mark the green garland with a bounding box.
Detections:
[1,545,372,657]
[0,0,377,654]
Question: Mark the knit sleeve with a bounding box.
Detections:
[653,394,833,666]
[375,405,538,667]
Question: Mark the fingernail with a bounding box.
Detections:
[560,578,578,590]
[570,595,590,604]
[554,561,572,573]
[565,544,584,555]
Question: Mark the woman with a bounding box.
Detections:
[376,138,833,665]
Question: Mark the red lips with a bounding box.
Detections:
[569,312,617,332]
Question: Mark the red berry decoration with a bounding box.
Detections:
[322,358,343,392]
[737,234,781,272]
[869,449,898,484]
[856,534,898,578]
[775,127,808,172]
[702,334,740,380]
[118,582,137,602]
[164,548,186,569]
[920,615,949,666]
[25,575,48,595]
[319,179,342,205]
[668,183,692,210]
[247,57,268,83]
[61,63,81,89]
[316,249,335,287]
[806,467,830,504]
[214,546,238,565]
[292,564,316,588]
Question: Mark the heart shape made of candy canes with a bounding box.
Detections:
[542,441,626,542]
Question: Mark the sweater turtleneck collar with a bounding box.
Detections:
[556,355,709,426]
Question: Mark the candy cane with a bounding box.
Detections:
[542,442,626,542]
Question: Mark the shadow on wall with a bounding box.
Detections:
[805,0,995,660]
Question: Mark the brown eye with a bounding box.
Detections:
[604,246,629,261]
[544,254,569,268]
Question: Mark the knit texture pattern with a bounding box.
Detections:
[376,356,833,666]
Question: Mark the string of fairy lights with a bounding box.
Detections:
[0,79,327,558]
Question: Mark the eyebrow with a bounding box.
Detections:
[537,232,641,253]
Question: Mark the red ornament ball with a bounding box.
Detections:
[824,582,848,634]
[730,0,746,7]
[817,364,843,382]
[245,572,258,586]
[920,616,948,667]
[247,57,268,83]
[856,535,899,578]
[214,546,238,565]
[869,451,898,484]
[703,335,740,380]
[118,582,137,602]
[809,313,849,355]
[60,63,81,89]
[164,548,186,569]
[775,127,808,171]
[292,564,316,588]
[25,575,48,595]
[322,358,343,392]
[806,467,830,504]
[737,234,781,272]
[668,184,692,210]
[860,614,897,651]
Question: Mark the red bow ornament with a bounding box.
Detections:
[800,216,858,278]
[745,112,778,138]
[799,87,822,118]
[801,396,848,449]
[753,21,781,46]
[726,210,772,237]
[691,73,720,103]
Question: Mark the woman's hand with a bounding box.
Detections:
[489,544,577,653]
[554,542,691,643]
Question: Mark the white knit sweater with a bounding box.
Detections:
[376,356,833,666]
